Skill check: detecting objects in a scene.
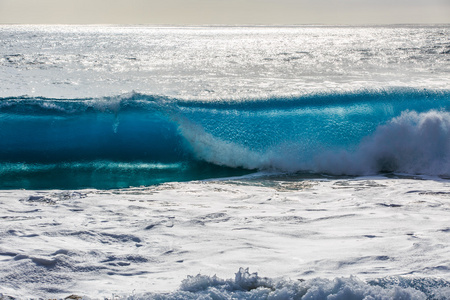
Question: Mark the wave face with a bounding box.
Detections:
[1,89,449,189]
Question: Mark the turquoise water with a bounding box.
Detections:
[1,89,449,189]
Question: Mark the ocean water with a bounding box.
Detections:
[1,25,449,189]
[1,25,450,299]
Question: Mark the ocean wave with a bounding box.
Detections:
[127,268,450,300]
[1,88,449,188]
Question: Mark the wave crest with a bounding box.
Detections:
[127,268,450,300]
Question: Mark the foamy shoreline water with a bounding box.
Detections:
[0,176,449,299]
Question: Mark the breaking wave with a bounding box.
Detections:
[313,110,450,175]
[1,88,449,188]
[127,268,450,300]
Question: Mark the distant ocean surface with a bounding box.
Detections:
[1,25,450,300]
[1,25,449,189]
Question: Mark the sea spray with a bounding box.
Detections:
[126,268,449,299]
[312,110,450,176]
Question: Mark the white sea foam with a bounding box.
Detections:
[0,178,449,298]
[314,110,450,176]
[128,268,445,299]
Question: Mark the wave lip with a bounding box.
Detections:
[1,88,449,114]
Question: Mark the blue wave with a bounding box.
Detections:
[1,88,449,189]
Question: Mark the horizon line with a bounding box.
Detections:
[1,22,449,27]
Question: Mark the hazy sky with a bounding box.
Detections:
[0,0,449,25]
